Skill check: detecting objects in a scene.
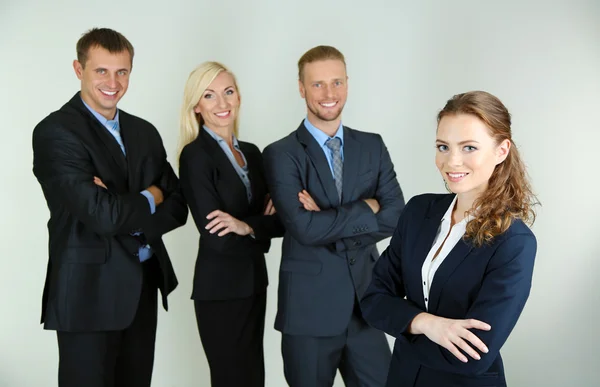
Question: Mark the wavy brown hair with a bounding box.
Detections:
[437,91,538,246]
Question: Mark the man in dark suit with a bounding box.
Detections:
[263,45,405,387]
[32,28,188,387]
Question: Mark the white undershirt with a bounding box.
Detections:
[421,195,472,310]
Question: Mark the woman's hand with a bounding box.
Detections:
[298,190,321,211]
[409,313,491,363]
[264,196,276,215]
[206,210,253,237]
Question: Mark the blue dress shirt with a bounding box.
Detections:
[303,117,344,177]
[203,126,252,203]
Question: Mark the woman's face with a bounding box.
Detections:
[435,113,510,201]
[194,71,240,131]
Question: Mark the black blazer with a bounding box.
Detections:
[179,129,284,301]
[32,92,188,332]
[361,194,537,387]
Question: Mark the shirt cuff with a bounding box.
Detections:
[140,190,156,214]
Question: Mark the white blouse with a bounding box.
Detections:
[421,195,472,310]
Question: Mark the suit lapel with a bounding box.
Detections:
[119,112,139,192]
[200,129,247,198]
[69,93,128,180]
[240,143,262,209]
[427,238,473,313]
[409,195,456,309]
[297,123,340,207]
[341,127,359,203]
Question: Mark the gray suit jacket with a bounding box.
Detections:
[263,122,405,336]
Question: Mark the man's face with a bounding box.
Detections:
[73,46,131,120]
[299,59,348,125]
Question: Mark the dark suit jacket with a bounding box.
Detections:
[179,128,284,301]
[32,92,188,332]
[263,122,404,337]
[361,193,537,387]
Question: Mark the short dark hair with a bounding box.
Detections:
[76,28,134,68]
[297,45,346,81]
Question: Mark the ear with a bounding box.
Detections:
[73,60,83,80]
[193,103,201,114]
[495,139,511,165]
[298,79,306,99]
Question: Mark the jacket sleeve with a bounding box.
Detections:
[140,139,188,241]
[405,233,537,375]
[179,144,259,254]
[32,122,153,236]
[263,144,378,246]
[361,198,426,336]
[335,135,405,252]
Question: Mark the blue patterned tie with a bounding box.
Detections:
[107,119,126,155]
[325,137,343,201]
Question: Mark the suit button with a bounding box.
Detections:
[354,240,361,246]
[349,258,356,265]
[133,252,139,257]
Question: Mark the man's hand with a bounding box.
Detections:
[146,185,164,206]
[93,176,107,189]
[264,195,277,215]
[298,190,321,212]
[363,198,380,214]
[206,210,253,237]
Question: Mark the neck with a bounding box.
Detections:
[307,113,341,137]
[206,125,234,146]
[453,191,478,224]
[81,93,116,120]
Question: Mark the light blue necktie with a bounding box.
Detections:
[107,119,126,155]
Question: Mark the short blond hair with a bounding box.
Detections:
[298,45,346,81]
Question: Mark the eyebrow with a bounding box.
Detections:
[204,85,234,93]
[93,67,129,73]
[435,139,480,145]
[312,78,345,83]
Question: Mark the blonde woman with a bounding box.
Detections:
[178,62,284,387]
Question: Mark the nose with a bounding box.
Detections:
[323,84,334,99]
[448,149,463,167]
[106,73,118,89]
[216,95,229,109]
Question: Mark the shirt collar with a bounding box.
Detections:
[81,97,119,126]
[303,117,344,147]
[203,125,240,148]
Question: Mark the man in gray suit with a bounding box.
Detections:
[263,45,405,387]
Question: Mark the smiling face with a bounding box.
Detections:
[193,71,240,132]
[299,59,348,128]
[73,45,131,120]
[435,113,510,203]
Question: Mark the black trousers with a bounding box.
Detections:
[56,258,159,387]
[194,292,267,387]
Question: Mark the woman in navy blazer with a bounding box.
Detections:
[362,91,538,387]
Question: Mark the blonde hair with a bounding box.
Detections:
[298,45,346,82]
[177,61,240,157]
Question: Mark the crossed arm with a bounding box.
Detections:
[32,123,187,237]
[263,138,403,249]
[361,205,537,375]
